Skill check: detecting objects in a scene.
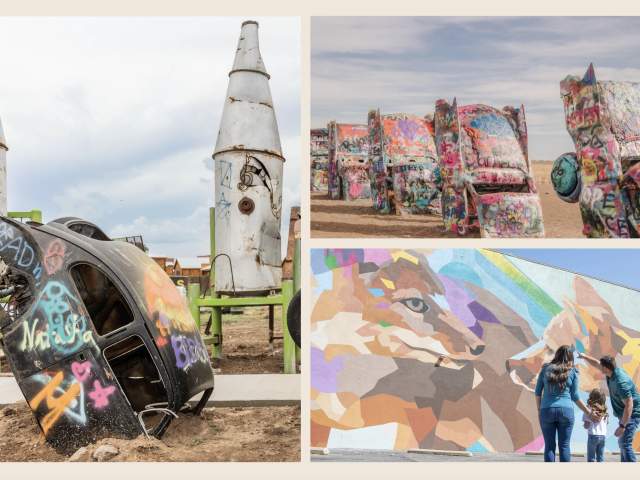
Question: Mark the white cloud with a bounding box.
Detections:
[0,16,300,264]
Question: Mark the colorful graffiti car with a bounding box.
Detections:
[552,63,640,238]
[0,216,214,452]
[327,121,370,201]
[434,99,545,237]
[310,128,329,192]
[368,110,441,215]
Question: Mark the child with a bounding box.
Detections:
[583,388,609,462]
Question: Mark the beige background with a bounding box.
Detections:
[2,0,640,477]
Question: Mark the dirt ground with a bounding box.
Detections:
[311,161,584,238]
[202,305,289,374]
[0,402,300,462]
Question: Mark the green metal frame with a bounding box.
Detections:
[8,210,43,223]
[187,207,299,374]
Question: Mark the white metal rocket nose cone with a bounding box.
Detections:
[231,20,269,79]
[0,116,7,151]
[214,20,283,160]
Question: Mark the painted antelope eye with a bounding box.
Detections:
[399,297,429,313]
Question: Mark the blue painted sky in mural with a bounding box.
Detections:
[497,249,640,291]
[311,16,640,161]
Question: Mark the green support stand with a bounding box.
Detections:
[8,210,43,223]
[186,206,299,374]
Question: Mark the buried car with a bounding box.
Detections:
[434,99,544,237]
[368,110,441,215]
[552,63,640,238]
[0,216,214,452]
[327,121,371,201]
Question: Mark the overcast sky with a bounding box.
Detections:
[0,16,300,266]
[311,16,640,161]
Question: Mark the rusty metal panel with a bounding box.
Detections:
[0,116,7,216]
[435,99,544,238]
[327,122,370,201]
[556,64,640,238]
[310,128,329,192]
[213,21,283,295]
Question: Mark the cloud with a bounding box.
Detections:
[311,16,640,161]
[0,16,300,263]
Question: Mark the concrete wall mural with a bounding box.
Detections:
[310,248,640,453]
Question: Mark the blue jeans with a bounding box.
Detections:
[618,417,639,462]
[539,407,575,462]
[587,435,605,462]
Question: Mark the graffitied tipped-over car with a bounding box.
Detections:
[0,216,214,452]
[310,128,329,193]
[368,110,441,215]
[327,122,371,201]
[434,98,545,237]
[552,63,640,238]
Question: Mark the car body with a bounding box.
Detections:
[327,122,370,201]
[368,110,441,215]
[434,99,544,237]
[0,216,214,452]
[310,128,329,192]
[553,63,640,238]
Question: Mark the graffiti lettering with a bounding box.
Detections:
[170,334,209,370]
[29,371,82,435]
[44,239,66,275]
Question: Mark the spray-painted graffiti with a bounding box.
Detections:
[170,334,210,370]
[144,264,209,371]
[556,64,640,238]
[327,122,370,201]
[391,162,441,215]
[20,281,95,355]
[44,239,66,276]
[311,248,640,453]
[311,128,329,192]
[368,111,441,215]
[0,222,43,283]
[88,380,116,409]
[434,100,544,237]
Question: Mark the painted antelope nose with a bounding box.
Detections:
[470,344,485,356]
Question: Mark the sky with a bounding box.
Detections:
[0,16,300,266]
[498,249,640,291]
[311,16,640,161]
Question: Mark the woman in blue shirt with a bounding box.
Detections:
[535,345,592,462]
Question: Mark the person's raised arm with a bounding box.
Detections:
[578,352,600,370]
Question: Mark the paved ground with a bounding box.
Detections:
[0,373,300,407]
[311,448,623,462]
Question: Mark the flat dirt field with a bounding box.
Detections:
[311,161,584,238]
[0,402,300,462]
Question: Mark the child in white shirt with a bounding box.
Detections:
[583,388,609,462]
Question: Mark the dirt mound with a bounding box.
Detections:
[0,402,300,462]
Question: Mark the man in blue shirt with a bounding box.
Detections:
[581,354,640,462]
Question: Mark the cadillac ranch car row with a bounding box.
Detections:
[311,64,640,238]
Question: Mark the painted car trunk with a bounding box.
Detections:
[0,217,214,452]
[434,99,544,238]
[327,122,370,201]
[311,128,329,192]
[556,64,640,238]
[213,21,283,295]
[368,110,441,215]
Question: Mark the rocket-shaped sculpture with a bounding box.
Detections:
[0,117,7,216]
[213,20,283,295]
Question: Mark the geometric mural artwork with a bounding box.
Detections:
[310,249,640,452]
